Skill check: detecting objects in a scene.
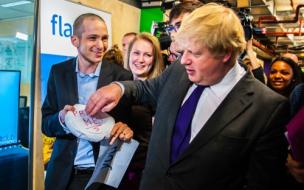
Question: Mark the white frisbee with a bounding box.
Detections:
[65,104,115,142]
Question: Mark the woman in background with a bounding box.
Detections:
[268,56,302,97]
[120,32,164,190]
[102,44,124,67]
[127,33,164,80]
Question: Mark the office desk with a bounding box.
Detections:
[0,146,28,190]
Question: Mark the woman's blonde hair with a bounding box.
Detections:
[175,3,246,63]
[127,32,164,79]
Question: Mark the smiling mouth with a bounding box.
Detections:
[94,52,103,57]
[272,81,284,85]
[133,64,146,69]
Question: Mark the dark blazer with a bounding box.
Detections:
[122,62,290,190]
[42,58,132,190]
[290,83,304,116]
[129,104,154,168]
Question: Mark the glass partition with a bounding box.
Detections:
[0,0,38,189]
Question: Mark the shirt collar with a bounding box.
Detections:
[75,57,101,78]
[208,61,246,99]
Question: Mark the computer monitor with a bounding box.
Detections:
[0,70,21,147]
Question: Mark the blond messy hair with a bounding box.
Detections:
[175,3,246,63]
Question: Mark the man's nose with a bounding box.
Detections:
[96,39,104,50]
[274,72,282,79]
[170,31,176,40]
[180,51,189,65]
[274,72,282,78]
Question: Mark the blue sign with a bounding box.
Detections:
[51,14,72,37]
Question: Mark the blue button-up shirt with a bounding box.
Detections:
[73,59,101,168]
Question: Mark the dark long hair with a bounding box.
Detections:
[268,56,303,97]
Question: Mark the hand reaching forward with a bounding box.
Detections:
[85,83,123,116]
[109,122,133,145]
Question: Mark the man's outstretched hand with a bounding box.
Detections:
[85,83,123,116]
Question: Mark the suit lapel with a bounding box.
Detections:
[97,60,113,89]
[175,72,255,164]
[64,59,78,103]
[164,68,192,165]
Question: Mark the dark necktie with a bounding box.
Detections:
[171,85,206,163]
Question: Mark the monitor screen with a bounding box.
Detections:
[0,70,21,147]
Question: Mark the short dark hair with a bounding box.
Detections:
[73,13,105,37]
[169,2,203,23]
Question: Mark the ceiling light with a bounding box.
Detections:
[16,32,28,41]
[0,1,31,8]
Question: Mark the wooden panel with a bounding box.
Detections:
[237,0,249,8]
[32,33,44,190]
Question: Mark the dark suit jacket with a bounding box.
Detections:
[41,58,132,190]
[290,83,304,116]
[128,104,153,169]
[121,62,289,190]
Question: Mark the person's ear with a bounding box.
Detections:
[71,35,80,48]
[222,49,232,63]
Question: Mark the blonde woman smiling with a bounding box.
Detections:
[120,32,164,189]
[127,32,164,80]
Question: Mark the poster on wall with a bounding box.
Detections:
[0,39,31,82]
[40,0,112,102]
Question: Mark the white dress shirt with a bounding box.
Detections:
[183,62,246,142]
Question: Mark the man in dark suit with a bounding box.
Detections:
[42,13,133,190]
[85,3,289,190]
